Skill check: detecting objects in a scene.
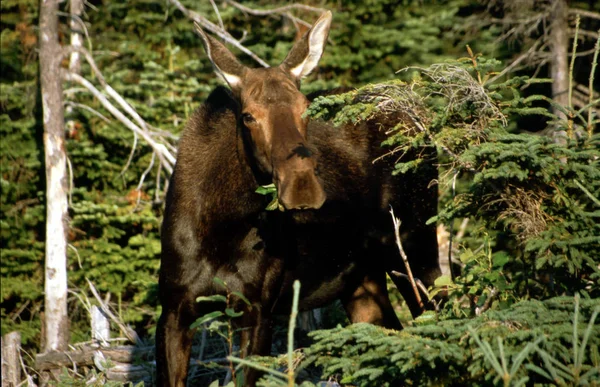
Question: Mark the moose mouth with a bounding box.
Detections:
[276,170,326,210]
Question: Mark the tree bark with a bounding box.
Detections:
[549,0,570,123]
[68,0,83,73]
[39,0,69,352]
[1,332,22,387]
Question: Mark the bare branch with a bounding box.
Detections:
[224,0,327,29]
[64,101,111,123]
[225,1,327,15]
[569,8,600,21]
[167,0,269,67]
[85,279,140,344]
[486,40,541,85]
[569,29,600,40]
[389,206,424,311]
[62,71,175,174]
[209,0,225,31]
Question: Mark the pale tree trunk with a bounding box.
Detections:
[66,0,83,136]
[68,0,83,73]
[549,0,570,133]
[39,0,69,352]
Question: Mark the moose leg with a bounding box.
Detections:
[238,310,273,386]
[155,306,196,387]
[341,271,403,331]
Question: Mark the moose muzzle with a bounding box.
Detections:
[274,151,326,210]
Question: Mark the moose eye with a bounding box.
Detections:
[242,113,256,125]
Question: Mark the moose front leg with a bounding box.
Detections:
[155,307,196,387]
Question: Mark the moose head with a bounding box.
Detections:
[195,12,332,210]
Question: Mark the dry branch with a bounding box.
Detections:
[62,71,175,175]
[85,279,140,344]
[224,0,327,30]
[168,0,269,67]
[389,206,424,311]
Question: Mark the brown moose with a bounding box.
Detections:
[156,11,441,386]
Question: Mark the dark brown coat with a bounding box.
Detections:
[156,11,440,387]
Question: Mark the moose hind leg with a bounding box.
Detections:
[340,271,402,331]
[155,307,196,387]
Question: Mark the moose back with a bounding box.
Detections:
[156,11,441,387]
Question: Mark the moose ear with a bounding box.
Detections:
[281,11,332,80]
[194,22,247,92]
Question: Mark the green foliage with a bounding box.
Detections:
[2,2,599,386]
[306,54,600,307]
[303,297,600,386]
[256,184,283,211]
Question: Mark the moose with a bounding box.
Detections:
[156,11,441,386]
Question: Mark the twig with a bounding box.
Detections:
[287,281,300,387]
[225,1,327,15]
[224,0,327,30]
[209,0,224,31]
[64,101,111,123]
[588,33,600,136]
[62,71,175,174]
[486,40,541,85]
[475,288,499,316]
[135,152,156,208]
[61,45,176,180]
[569,9,600,20]
[389,206,424,311]
[167,0,269,67]
[85,279,140,344]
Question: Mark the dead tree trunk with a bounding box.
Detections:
[549,0,570,126]
[1,332,22,387]
[39,0,70,352]
[68,0,83,73]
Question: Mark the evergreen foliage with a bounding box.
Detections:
[2,0,493,350]
[1,1,599,385]
[303,297,600,386]
[305,54,599,310]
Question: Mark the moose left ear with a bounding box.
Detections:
[281,11,332,81]
[194,22,247,93]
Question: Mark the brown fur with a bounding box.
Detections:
[156,86,441,386]
[157,11,439,387]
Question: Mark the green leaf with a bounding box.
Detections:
[213,277,227,288]
[190,311,224,329]
[255,184,277,195]
[196,294,227,303]
[492,253,510,268]
[225,308,244,318]
[265,197,281,211]
[434,274,453,286]
[232,291,252,307]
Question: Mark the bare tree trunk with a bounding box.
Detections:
[549,0,570,125]
[66,0,83,137]
[68,0,83,73]
[39,0,69,352]
[1,332,22,387]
